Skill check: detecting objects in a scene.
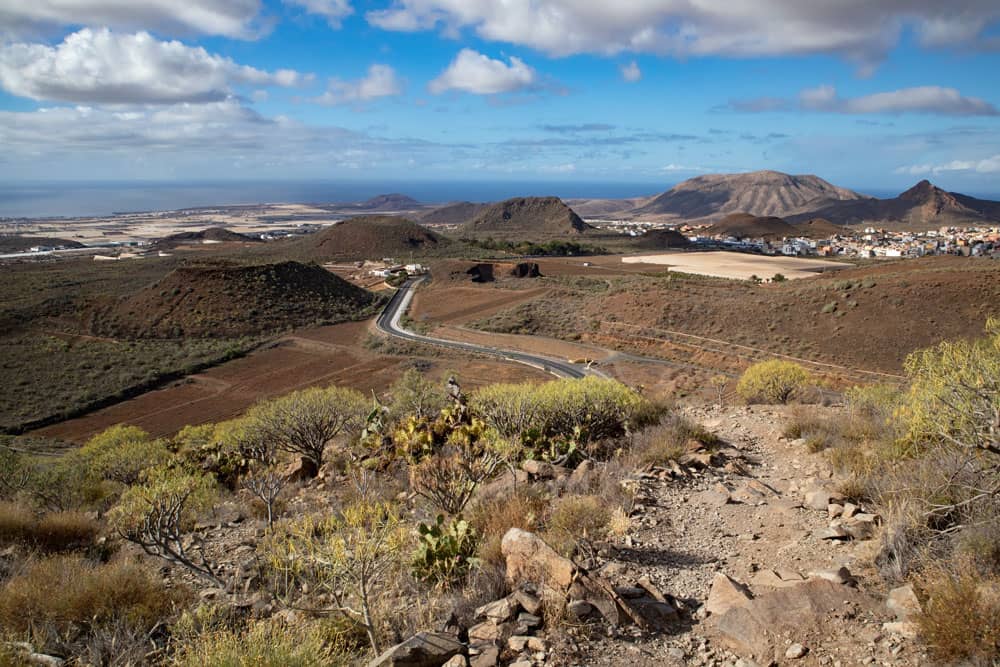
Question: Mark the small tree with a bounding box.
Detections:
[772,273,787,283]
[709,374,728,405]
[241,467,285,528]
[0,447,29,499]
[80,425,170,486]
[736,360,811,404]
[387,368,448,423]
[109,466,221,586]
[262,500,408,654]
[246,386,368,477]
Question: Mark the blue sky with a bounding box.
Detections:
[1,0,999,196]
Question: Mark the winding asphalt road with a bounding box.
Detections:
[375,278,595,379]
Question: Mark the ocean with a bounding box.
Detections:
[0,180,668,219]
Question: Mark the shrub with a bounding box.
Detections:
[387,368,448,423]
[174,619,345,667]
[0,500,32,545]
[0,447,28,499]
[411,514,479,586]
[79,425,169,486]
[33,511,100,552]
[632,413,721,468]
[914,562,1000,663]
[468,488,547,569]
[736,360,811,404]
[409,428,506,515]
[0,555,182,655]
[261,500,409,653]
[244,385,368,476]
[545,494,611,558]
[24,455,103,512]
[109,465,220,585]
[173,420,265,488]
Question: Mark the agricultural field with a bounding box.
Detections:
[621,250,848,280]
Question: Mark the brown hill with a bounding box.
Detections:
[787,180,1000,228]
[288,216,447,260]
[793,218,844,237]
[705,213,797,239]
[156,227,260,247]
[464,197,593,236]
[636,228,691,249]
[634,170,868,222]
[418,202,488,225]
[355,193,420,210]
[0,236,84,252]
[91,261,379,339]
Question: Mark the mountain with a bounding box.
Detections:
[287,215,447,260]
[418,201,488,225]
[156,227,260,247]
[786,180,1000,228]
[464,197,593,236]
[633,170,868,222]
[355,193,421,210]
[705,213,797,239]
[92,261,379,338]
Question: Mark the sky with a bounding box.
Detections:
[1,1,1000,196]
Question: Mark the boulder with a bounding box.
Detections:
[367,632,464,667]
[468,645,499,667]
[803,489,832,511]
[706,573,752,616]
[886,584,922,621]
[501,529,576,593]
[475,597,518,623]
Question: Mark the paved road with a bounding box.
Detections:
[375,279,595,379]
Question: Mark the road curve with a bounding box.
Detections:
[375,278,596,380]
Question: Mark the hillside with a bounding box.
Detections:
[286,216,447,260]
[91,261,380,338]
[0,236,84,252]
[355,193,420,210]
[156,227,260,247]
[634,170,868,222]
[464,197,593,237]
[418,201,487,225]
[636,228,691,249]
[793,217,844,237]
[705,213,797,239]
[787,179,1000,228]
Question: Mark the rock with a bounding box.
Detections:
[367,632,464,667]
[614,586,647,599]
[513,588,542,615]
[816,525,850,540]
[808,566,856,586]
[527,637,547,652]
[569,459,593,486]
[475,597,518,623]
[468,622,501,643]
[714,578,874,659]
[468,645,499,667]
[804,489,832,510]
[442,657,467,667]
[882,621,918,639]
[515,612,542,632]
[508,636,530,652]
[828,503,844,518]
[886,584,922,621]
[700,483,732,506]
[706,573,752,616]
[842,502,859,519]
[751,569,806,589]
[521,460,556,478]
[508,661,532,667]
[843,518,876,541]
[785,643,808,659]
[27,655,65,667]
[566,600,595,620]
[501,529,576,593]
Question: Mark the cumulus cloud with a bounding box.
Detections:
[662,163,708,172]
[312,64,403,105]
[428,49,536,95]
[620,61,641,82]
[727,85,998,116]
[284,0,352,27]
[0,0,263,39]
[0,28,310,104]
[366,0,1000,67]
[895,155,1000,175]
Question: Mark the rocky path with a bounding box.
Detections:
[557,405,930,667]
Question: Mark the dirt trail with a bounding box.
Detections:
[564,404,928,666]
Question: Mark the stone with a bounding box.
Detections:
[516,612,542,631]
[442,657,467,667]
[808,567,855,586]
[886,584,922,621]
[699,485,732,507]
[843,519,876,541]
[507,636,530,652]
[566,600,595,620]
[468,622,501,643]
[509,662,532,667]
[785,643,808,659]
[842,502,859,518]
[367,632,464,667]
[751,569,805,589]
[521,460,556,478]
[706,573,752,616]
[468,645,499,667]
[475,597,518,623]
[804,489,831,511]
[27,655,65,667]
[569,459,593,485]
[882,621,918,639]
[513,588,542,615]
[816,525,850,540]
[828,503,844,518]
[501,529,576,593]
[527,637,547,652]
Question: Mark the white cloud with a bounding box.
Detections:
[0,0,262,39]
[366,0,1000,67]
[620,60,641,82]
[662,163,708,172]
[429,49,536,95]
[799,85,998,116]
[0,28,310,104]
[895,155,1000,175]
[312,64,403,105]
[283,0,352,27]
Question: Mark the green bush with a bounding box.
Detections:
[736,360,811,404]
[79,424,170,486]
[174,619,345,667]
[411,514,479,586]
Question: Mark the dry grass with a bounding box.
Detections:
[631,413,721,468]
[0,554,185,655]
[467,486,547,569]
[0,502,99,552]
[914,561,1000,663]
[544,494,612,558]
